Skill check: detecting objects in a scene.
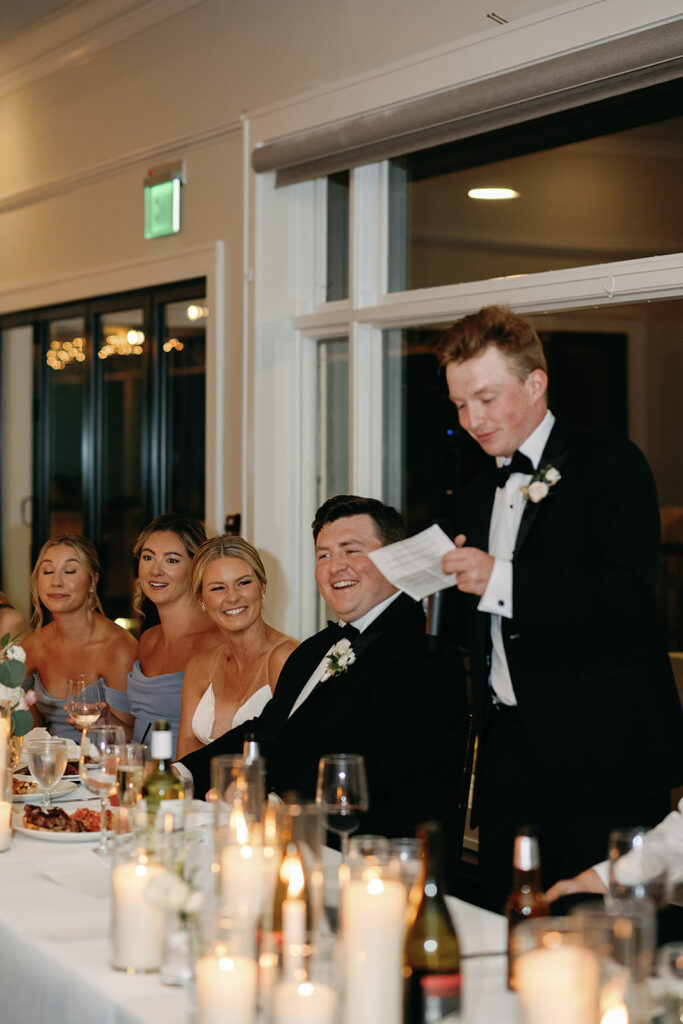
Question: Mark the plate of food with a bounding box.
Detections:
[13,804,106,841]
[11,778,80,803]
[14,760,82,780]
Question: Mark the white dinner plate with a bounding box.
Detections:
[12,811,101,843]
[12,780,80,804]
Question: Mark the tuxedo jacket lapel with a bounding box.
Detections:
[513,417,572,557]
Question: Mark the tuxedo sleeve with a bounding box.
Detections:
[512,439,661,627]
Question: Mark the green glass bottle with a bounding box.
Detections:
[141,719,185,823]
[402,822,462,1024]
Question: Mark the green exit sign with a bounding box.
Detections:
[144,162,185,239]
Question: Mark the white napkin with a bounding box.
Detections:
[16,729,80,769]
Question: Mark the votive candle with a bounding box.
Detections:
[0,800,11,852]
[516,945,600,1024]
[272,980,336,1024]
[195,951,257,1024]
[342,875,406,1024]
[112,859,165,972]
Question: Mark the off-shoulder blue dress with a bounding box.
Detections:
[104,660,183,758]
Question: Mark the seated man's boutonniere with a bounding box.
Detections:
[321,638,356,681]
[521,464,561,504]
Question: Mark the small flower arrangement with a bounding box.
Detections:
[145,869,204,916]
[321,638,356,681]
[0,633,34,737]
[520,464,561,504]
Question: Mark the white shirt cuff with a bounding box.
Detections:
[477,558,513,618]
[172,761,194,785]
[594,859,610,888]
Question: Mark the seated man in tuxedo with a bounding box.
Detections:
[182,495,467,851]
[439,305,683,912]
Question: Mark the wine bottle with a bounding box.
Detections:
[242,731,260,765]
[141,720,185,824]
[505,826,548,989]
[402,822,461,1024]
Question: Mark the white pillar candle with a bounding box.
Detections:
[272,980,337,1024]
[516,945,600,1024]
[221,842,265,920]
[111,860,166,972]
[195,952,257,1024]
[0,800,11,852]
[342,876,406,1024]
[282,897,306,976]
[0,717,9,773]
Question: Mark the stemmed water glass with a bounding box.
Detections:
[66,675,106,730]
[79,724,125,854]
[26,737,68,810]
[315,753,369,860]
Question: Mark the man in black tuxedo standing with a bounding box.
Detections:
[182,495,467,851]
[440,305,683,912]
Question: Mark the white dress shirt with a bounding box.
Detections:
[478,409,555,706]
[288,591,400,717]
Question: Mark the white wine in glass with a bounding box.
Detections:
[66,675,106,729]
[27,738,68,810]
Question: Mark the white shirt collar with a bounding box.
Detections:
[339,591,400,633]
[496,409,555,472]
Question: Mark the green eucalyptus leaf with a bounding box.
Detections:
[0,633,9,648]
[12,710,34,737]
[0,660,25,688]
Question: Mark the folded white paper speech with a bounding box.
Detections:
[368,523,457,601]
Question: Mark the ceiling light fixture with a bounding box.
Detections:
[468,187,519,200]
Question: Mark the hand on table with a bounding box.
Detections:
[545,868,607,904]
[441,534,495,596]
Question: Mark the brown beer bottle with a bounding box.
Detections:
[505,826,548,989]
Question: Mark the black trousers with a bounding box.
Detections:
[476,708,671,915]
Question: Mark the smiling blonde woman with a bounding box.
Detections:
[176,535,298,760]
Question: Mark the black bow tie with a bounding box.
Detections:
[494,450,534,487]
[327,621,360,642]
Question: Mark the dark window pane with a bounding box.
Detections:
[98,308,146,618]
[45,316,87,536]
[317,337,349,503]
[326,172,350,302]
[388,88,683,291]
[163,300,206,519]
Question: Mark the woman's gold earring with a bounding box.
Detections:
[201,603,206,612]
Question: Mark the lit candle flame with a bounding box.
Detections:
[280,850,305,899]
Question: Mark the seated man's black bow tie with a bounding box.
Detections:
[494,450,534,487]
[327,621,360,641]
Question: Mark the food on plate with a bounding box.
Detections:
[63,762,81,777]
[22,804,110,833]
[12,778,39,796]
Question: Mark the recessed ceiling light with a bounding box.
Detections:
[468,187,519,200]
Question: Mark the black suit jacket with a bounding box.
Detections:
[460,415,683,810]
[182,594,467,843]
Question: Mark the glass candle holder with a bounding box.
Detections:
[195,919,258,1024]
[111,842,166,973]
[341,858,408,1024]
[512,916,601,1024]
[0,767,12,852]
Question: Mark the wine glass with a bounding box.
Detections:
[79,724,125,854]
[66,675,105,730]
[607,826,670,908]
[315,753,369,860]
[26,737,68,810]
[116,742,146,809]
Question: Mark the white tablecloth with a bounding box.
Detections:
[0,802,519,1024]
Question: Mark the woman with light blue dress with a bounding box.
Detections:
[104,514,220,757]
[23,535,137,743]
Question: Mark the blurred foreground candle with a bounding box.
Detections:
[195,951,257,1024]
[0,715,9,772]
[343,873,406,1024]
[272,980,336,1024]
[516,945,600,1024]
[221,802,265,920]
[0,800,10,852]
[112,857,165,971]
[280,849,306,977]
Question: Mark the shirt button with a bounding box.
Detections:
[498,600,505,607]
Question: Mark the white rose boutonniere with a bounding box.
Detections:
[320,638,356,682]
[521,463,561,504]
